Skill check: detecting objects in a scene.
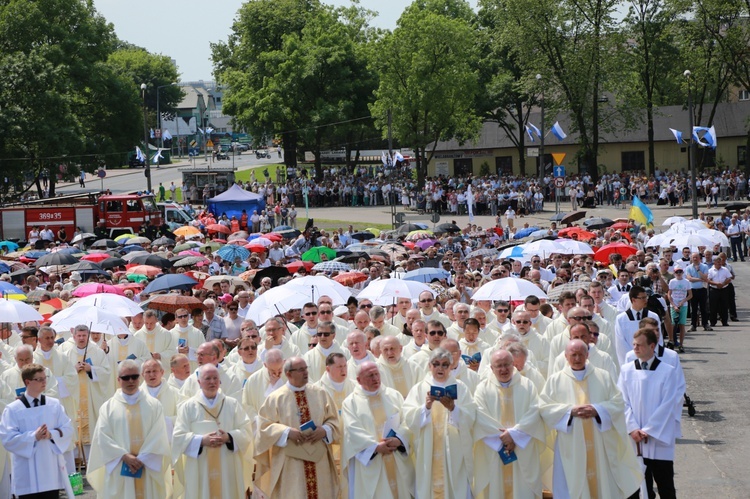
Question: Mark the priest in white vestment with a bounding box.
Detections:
[341,361,415,499]
[539,339,642,499]
[242,349,287,428]
[173,364,253,499]
[255,356,341,498]
[179,342,242,401]
[0,345,59,404]
[134,310,178,372]
[0,363,74,498]
[473,350,549,499]
[376,336,420,398]
[303,321,344,382]
[171,307,207,371]
[227,336,263,384]
[103,332,151,391]
[404,347,477,499]
[87,360,173,499]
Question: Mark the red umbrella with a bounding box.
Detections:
[610,222,633,231]
[245,243,268,253]
[72,283,125,297]
[206,224,231,235]
[115,282,144,293]
[285,261,314,273]
[333,271,368,286]
[81,253,112,263]
[558,227,597,241]
[126,265,163,277]
[594,242,637,264]
[260,232,283,242]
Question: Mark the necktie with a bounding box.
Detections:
[636,311,641,320]
[642,361,648,371]
[33,398,39,407]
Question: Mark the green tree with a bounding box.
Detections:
[370,0,481,187]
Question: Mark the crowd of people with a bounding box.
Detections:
[0,181,746,498]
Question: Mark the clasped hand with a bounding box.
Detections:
[34,424,52,441]
[572,404,598,419]
[201,429,230,448]
[288,427,326,444]
[375,436,402,455]
[122,453,143,474]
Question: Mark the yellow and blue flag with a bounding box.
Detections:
[629,196,654,228]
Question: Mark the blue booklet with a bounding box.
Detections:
[15,387,26,397]
[84,358,93,366]
[498,447,518,465]
[300,420,317,432]
[430,384,458,400]
[178,338,187,347]
[126,354,137,360]
[120,461,143,478]
[386,429,398,439]
[461,352,481,364]
[54,338,65,345]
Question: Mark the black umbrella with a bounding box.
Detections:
[561,211,587,226]
[100,257,127,270]
[583,217,615,230]
[725,202,748,212]
[396,223,424,234]
[549,212,567,222]
[435,222,461,234]
[351,231,376,241]
[276,229,300,239]
[252,266,291,288]
[65,261,104,272]
[9,268,35,284]
[34,252,79,267]
[128,254,173,269]
[90,239,119,249]
[335,251,370,264]
[152,236,176,246]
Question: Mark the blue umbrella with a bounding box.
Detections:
[247,233,262,241]
[0,281,26,296]
[0,241,19,251]
[529,229,549,238]
[26,250,49,259]
[402,268,452,283]
[273,225,293,232]
[0,262,10,274]
[216,244,250,262]
[513,227,540,239]
[143,274,198,294]
[120,244,145,254]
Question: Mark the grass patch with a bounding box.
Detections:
[234,164,285,183]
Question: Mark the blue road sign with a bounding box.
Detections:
[553,166,565,178]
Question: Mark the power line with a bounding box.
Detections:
[275,116,374,135]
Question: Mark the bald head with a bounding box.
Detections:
[490,349,514,383]
[565,339,588,370]
[356,361,381,392]
[197,364,221,397]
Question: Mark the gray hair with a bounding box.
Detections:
[15,344,33,359]
[317,321,335,335]
[428,347,452,365]
[505,342,528,358]
[203,298,217,308]
[283,356,304,374]
[118,359,140,376]
[369,306,385,321]
[143,309,159,319]
[264,349,284,365]
[74,325,90,334]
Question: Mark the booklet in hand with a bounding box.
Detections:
[430,384,458,400]
[461,352,481,364]
[300,420,317,433]
[498,447,518,465]
[178,338,187,347]
[120,461,144,478]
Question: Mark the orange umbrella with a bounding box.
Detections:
[239,269,260,281]
[333,271,368,286]
[147,294,205,314]
[127,265,163,277]
[285,261,314,273]
[39,298,67,316]
[558,227,597,241]
[174,226,201,237]
[206,224,231,235]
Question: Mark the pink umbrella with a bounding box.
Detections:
[178,250,203,257]
[72,283,125,297]
[81,253,112,263]
[416,239,437,250]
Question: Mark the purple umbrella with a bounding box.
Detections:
[416,239,437,250]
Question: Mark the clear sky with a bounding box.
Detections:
[94,0,478,82]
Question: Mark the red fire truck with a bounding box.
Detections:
[0,193,163,241]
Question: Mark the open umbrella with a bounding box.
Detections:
[594,242,637,264]
[560,211,587,226]
[0,300,43,323]
[520,239,568,258]
[72,283,125,297]
[0,241,19,252]
[434,222,461,234]
[405,230,433,241]
[71,293,143,316]
[206,223,231,235]
[122,250,151,262]
[285,261,315,273]
[662,216,687,226]
[583,217,614,230]
[71,233,97,245]
[129,254,173,269]
[557,227,597,240]
[275,229,301,239]
[245,286,310,324]
[498,246,526,259]
[152,236,176,246]
[549,212,567,222]
[216,244,250,262]
[174,226,202,237]
[379,243,409,260]
[49,305,129,336]
[513,227,540,239]
[357,279,432,306]
[127,265,163,277]
[142,294,204,314]
[312,261,352,273]
[251,266,290,288]
[333,271,368,286]
[402,267,451,283]
[725,202,748,212]
[143,274,198,294]
[335,252,370,264]
[245,243,269,254]
[174,242,201,252]
[115,233,134,244]
[415,239,437,250]
[89,239,119,249]
[0,282,27,300]
[64,261,107,274]
[34,252,78,267]
[285,275,351,304]
[396,223,426,234]
[661,233,714,250]
[238,269,259,281]
[466,248,498,260]
[273,225,294,232]
[39,298,67,317]
[555,239,595,255]
[472,277,548,301]
[99,257,127,270]
[172,256,210,268]
[351,231,376,241]
[81,252,112,264]
[127,236,152,246]
[260,232,283,242]
[611,222,633,231]
[301,246,337,263]
[227,231,249,242]
[696,228,729,247]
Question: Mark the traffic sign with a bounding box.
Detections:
[97,168,106,178]
[553,165,565,177]
[554,177,565,188]
[552,154,567,166]
[430,213,441,224]
[395,213,406,223]
[206,140,214,148]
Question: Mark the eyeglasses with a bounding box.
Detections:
[319,310,332,315]
[532,260,541,264]
[674,270,684,274]
[228,308,238,312]
[514,320,530,324]
[431,362,451,368]
[248,334,260,340]
[119,374,140,381]
[304,311,318,316]
[419,298,434,303]
[360,304,373,309]
[239,345,258,351]
[318,332,334,337]
[569,315,593,321]
[428,330,445,336]
[308,343,317,347]
[176,314,189,319]
[30,377,47,383]
[496,309,509,313]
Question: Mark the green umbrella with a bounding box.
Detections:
[126,274,150,283]
[301,246,337,263]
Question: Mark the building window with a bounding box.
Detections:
[739,146,746,167]
[495,156,512,176]
[740,89,750,101]
[454,158,473,176]
[621,151,645,172]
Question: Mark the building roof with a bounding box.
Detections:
[432,101,750,151]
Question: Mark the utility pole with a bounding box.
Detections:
[685,70,698,219]
[141,83,152,194]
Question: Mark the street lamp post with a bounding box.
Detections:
[536,74,545,184]
[685,70,698,219]
[141,83,152,194]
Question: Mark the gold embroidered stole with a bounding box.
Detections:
[118,342,129,363]
[40,353,53,370]
[574,378,599,498]
[387,364,409,398]
[463,342,481,356]
[199,399,225,498]
[126,402,146,499]
[294,390,318,499]
[430,400,446,498]
[145,332,156,353]
[499,386,515,499]
[367,394,399,498]
[77,354,90,444]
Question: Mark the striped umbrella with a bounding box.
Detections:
[312,261,352,273]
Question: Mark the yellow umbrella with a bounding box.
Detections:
[365,228,381,237]
[174,226,201,237]
[406,229,434,241]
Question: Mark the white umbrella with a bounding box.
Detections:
[662,216,687,226]
[71,233,97,245]
[0,299,44,323]
[472,277,548,301]
[661,233,713,250]
[245,287,311,325]
[696,228,729,247]
[49,305,130,336]
[520,239,568,259]
[669,220,706,233]
[70,293,143,316]
[554,239,594,255]
[285,276,351,305]
[357,279,433,306]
